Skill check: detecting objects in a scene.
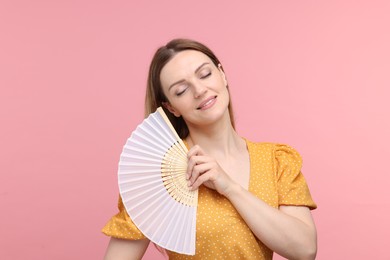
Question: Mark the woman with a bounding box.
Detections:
[102,39,317,260]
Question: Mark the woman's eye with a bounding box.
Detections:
[176,88,187,96]
[200,72,211,79]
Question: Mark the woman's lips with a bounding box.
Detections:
[197,96,217,110]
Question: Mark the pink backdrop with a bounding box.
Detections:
[1,1,389,259]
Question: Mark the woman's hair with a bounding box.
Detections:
[145,38,235,138]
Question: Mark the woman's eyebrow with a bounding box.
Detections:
[168,62,210,91]
[194,62,210,73]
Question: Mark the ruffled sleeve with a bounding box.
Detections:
[274,144,317,209]
[101,196,146,239]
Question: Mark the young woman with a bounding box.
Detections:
[102,39,317,260]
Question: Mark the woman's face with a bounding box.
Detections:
[160,50,230,128]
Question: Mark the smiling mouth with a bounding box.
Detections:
[197,96,217,110]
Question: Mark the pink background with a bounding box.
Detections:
[1,1,389,259]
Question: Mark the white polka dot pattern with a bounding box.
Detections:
[102,140,317,259]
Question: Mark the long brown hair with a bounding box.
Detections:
[145,38,235,138]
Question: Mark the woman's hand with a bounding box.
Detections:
[186,145,236,196]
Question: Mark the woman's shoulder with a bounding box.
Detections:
[244,138,302,160]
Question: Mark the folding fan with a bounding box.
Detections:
[118,107,198,255]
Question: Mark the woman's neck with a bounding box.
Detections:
[185,113,245,158]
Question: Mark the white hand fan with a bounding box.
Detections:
[118,107,198,255]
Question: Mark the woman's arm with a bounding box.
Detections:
[187,145,317,260]
[225,184,317,260]
[104,237,150,260]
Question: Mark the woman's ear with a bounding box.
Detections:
[162,102,181,117]
[218,64,228,87]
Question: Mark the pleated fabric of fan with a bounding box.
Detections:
[102,140,317,260]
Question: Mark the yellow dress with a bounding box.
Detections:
[102,140,317,259]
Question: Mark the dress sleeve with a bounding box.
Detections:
[101,196,147,239]
[274,144,317,209]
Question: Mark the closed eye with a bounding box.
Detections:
[176,88,187,96]
[200,72,211,79]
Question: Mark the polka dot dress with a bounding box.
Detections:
[102,139,317,259]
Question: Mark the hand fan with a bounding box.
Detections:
[118,107,198,255]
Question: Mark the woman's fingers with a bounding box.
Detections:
[188,161,213,185]
[189,171,213,190]
[187,145,205,179]
[187,145,205,158]
[187,155,209,179]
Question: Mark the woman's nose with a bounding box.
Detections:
[193,82,207,98]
